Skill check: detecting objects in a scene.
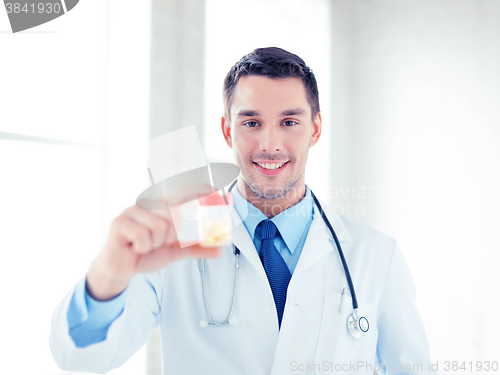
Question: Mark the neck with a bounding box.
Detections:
[237,176,306,219]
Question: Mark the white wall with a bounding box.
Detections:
[330,0,500,364]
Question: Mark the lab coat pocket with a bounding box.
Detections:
[313,292,378,374]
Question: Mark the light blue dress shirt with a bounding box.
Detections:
[231,184,314,275]
[67,277,128,347]
[67,184,314,347]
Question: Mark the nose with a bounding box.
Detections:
[259,124,283,152]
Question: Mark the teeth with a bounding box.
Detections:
[257,162,286,170]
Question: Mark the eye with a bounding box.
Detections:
[282,120,297,127]
[244,121,260,128]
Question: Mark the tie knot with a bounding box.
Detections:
[260,219,277,240]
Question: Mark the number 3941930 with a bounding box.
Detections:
[5,3,63,14]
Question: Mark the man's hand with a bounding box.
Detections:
[86,184,221,301]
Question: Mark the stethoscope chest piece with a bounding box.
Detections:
[347,308,369,339]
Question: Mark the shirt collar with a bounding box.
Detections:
[231,183,314,255]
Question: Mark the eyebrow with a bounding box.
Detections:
[280,108,306,117]
[235,108,307,118]
[236,110,260,118]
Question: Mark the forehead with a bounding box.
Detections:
[230,75,310,118]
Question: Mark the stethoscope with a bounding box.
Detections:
[198,180,369,339]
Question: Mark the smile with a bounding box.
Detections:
[252,161,290,176]
[255,161,288,170]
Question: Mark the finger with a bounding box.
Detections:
[135,182,211,219]
[150,207,171,220]
[124,207,170,248]
[181,243,222,258]
[135,243,221,273]
[114,216,153,254]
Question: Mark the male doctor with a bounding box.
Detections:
[50,47,434,374]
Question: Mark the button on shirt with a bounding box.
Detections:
[66,184,314,347]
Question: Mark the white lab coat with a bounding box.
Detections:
[50,200,434,375]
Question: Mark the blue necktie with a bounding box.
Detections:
[258,219,291,329]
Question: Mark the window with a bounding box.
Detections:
[0,1,150,374]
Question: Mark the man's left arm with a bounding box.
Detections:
[376,242,436,375]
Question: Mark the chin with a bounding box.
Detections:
[245,176,296,199]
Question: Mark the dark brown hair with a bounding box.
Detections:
[223,47,320,120]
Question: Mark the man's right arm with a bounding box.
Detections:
[67,277,128,348]
[49,270,164,373]
[49,184,222,373]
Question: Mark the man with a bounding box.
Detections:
[50,47,434,374]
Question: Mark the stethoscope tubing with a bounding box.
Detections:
[199,253,240,326]
[310,191,359,310]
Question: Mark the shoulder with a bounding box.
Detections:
[320,199,395,247]
[318,199,397,266]
[318,200,404,305]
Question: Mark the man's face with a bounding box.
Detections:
[221,75,322,199]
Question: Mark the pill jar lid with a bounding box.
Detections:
[199,191,233,206]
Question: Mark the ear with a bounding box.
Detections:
[221,115,233,148]
[309,112,322,147]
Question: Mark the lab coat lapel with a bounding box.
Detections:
[231,221,268,282]
[293,200,351,276]
[272,202,352,374]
